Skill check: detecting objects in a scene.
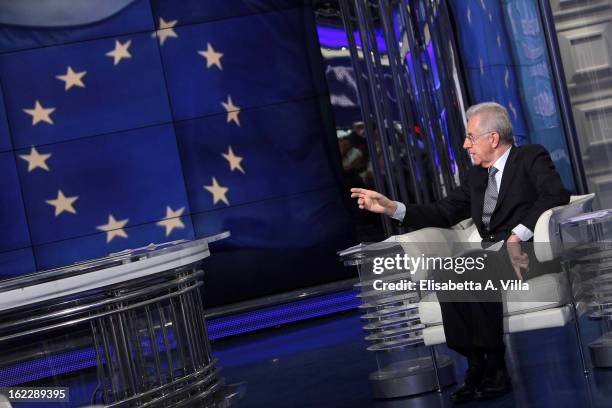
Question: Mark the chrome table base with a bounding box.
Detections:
[0,235,238,407]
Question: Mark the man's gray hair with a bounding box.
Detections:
[466,102,514,145]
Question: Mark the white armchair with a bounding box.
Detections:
[0,393,11,408]
[382,194,595,347]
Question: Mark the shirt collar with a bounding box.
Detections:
[491,145,512,173]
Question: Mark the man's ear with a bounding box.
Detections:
[491,132,500,148]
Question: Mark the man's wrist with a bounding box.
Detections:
[507,233,521,243]
[386,201,398,217]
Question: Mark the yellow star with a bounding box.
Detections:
[222,145,245,174]
[152,17,178,46]
[19,146,52,172]
[221,95,240,126]
[156,206,185,237]
[56,66,86,91]
[23,100,55,125]
[106,40,132,66]
[204,177,229,205]
[97,214,129,243]
[45,190,78,216]
[198,42,223,70]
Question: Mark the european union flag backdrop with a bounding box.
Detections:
[0,0,355,304]
[16,124,191,246]
[0,32,172,147]
[176,98,341,212]
[158,6,327,121]
[0,151,35,279]
[0,152,31,252]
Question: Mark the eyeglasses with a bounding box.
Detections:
[464,131,494,145]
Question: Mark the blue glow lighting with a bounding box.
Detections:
[0,348,97,387]
[439,109,456,174]
[316,25,388,53]
[0,290,360,386]
[406,53,418,97]
[426,41,441,90]
[429,122,440,168]
[207,290,360,340]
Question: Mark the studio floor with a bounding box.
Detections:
[213,310,612,408]
[6,309,612,407]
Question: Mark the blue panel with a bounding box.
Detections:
[0,0,154,53]
[465,66,529,142]
[159,8,319,121]
[452,0,508,68]
[0,87,10,151]
[0,152,31,252]
[17,124,191,247]
[0,31,171,148]
[151,0,307,25]
[303,6,329,96]
[192,189,352,249]
[450,0,530,143]
[176,98,341,213]
[451,0,576,191]
[192,187,355,303]
[503,0,576,191]
[0,248,36,280]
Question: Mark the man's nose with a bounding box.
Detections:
[463,138,470,149]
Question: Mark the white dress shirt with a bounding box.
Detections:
[391,146,534,241]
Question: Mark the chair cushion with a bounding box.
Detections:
[422,305,572,346]
[418,272,569,325]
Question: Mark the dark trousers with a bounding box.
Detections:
[440,300,505,353]
[438,244,508,354]
[437,241,559,362]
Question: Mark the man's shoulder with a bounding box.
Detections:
[510,144,551,165]
[512,143,548,157]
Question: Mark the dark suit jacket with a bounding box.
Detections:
[402,144,570,241]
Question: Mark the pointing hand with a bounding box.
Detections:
[350,188,397,216]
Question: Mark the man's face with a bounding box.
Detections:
[339,138,351,156]
[463,115,495,168]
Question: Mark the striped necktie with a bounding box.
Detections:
[482,166,499,231]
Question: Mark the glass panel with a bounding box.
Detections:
[551,0,612,208]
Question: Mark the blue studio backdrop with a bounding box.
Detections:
[450,0,576,192]
[0,0,356,306]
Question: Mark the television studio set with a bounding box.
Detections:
[1,0,612,407]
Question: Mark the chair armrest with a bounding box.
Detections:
[385,227,468,252]
[534,194,596,262]
[452,218,475,231]
[383,228,467,280]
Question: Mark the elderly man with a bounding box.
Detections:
[351,102,569,403]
